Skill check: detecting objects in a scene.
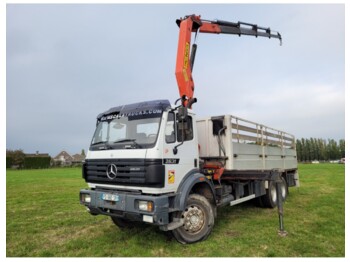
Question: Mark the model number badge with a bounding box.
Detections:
[163,158,180,164]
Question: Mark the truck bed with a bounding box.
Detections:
[196,115,297,171]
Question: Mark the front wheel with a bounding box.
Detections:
[172,194,215,244]
[111,216,137,229]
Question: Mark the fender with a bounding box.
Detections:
[174,169,217,211]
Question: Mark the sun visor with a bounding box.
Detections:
[97,100,171,121]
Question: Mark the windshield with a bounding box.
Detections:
[90,112,162,150]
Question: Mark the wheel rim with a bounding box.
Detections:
[182,205,205,233]
[281,182,286,199]
[271,183,277,203]
[271,181,286,202]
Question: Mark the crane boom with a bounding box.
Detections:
[175,14,282,108]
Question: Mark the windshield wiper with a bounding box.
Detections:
[91,141,112,150]
[113,139,142,148]
[91,141,108,146]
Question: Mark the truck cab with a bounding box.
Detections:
[83,99,199,194]
[80,100,209,238]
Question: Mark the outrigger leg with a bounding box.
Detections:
[275,171,288,237]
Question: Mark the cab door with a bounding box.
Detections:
[162,111,199,192]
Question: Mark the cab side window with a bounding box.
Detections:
[177,115,193,142]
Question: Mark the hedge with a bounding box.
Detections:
[6,157,13,169]
[23,157,51,169]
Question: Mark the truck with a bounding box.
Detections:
[80,14,299,244]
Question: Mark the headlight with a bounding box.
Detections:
[138,200,153,212]
[80,193,91,203]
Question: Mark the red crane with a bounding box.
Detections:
[175,14,282,108]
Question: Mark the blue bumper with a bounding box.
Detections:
[79,189,170,226]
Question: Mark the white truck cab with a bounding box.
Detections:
[84,100,199,195]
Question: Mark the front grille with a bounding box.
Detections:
[83,158,164,187]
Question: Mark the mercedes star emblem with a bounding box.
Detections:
[106,164,118,180]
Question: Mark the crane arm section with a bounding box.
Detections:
[175,14,282,107]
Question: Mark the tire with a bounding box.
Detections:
[261,177,288,208]
[111,216,138,229]
[172,194,215,244]
[255,195,265,207]
[280,177,289,202]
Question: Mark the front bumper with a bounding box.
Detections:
[79,189,170,226]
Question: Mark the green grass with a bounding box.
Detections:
[6,164,345,257]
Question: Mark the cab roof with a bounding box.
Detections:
[97,99,171,120]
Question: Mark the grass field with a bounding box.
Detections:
[6,164,345,257]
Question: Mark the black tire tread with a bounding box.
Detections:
[172,194,214,244]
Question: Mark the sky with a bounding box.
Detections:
[6,4,345,157]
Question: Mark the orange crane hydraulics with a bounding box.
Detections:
[175,14,282,108]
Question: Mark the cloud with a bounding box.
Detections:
[6,4,345,156]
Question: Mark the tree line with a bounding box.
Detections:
[6,149,51,169]
[296,138,345,162]
[6,149,86,169]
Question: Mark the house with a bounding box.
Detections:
[53,150,86,166]
[53,151,73,166]
[72,153,86,165]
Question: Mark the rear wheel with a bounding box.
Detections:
[172,194,215,244]
[280,177,289,201]
[261,177,288,208]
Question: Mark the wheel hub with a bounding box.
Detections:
[183,206,205,233]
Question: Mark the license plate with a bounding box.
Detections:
[101,193,119,202]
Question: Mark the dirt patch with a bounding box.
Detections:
[224,231,241,238]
